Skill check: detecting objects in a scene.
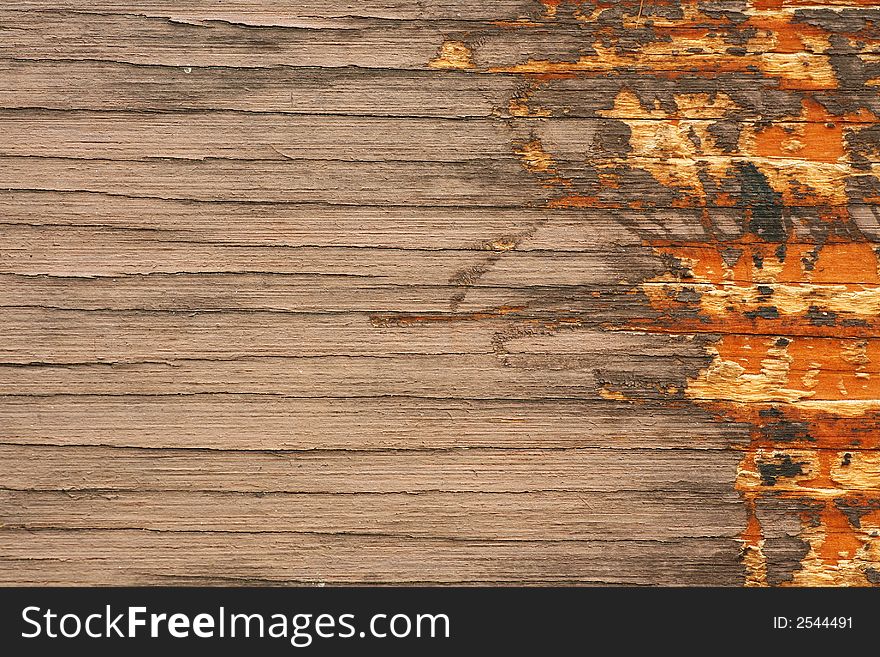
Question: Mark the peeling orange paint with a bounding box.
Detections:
[548,3,879,583]
[488,49,838,90]
[416,0,880,585]
[638,224,880,585]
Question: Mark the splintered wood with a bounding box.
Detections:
[1,0,878,586]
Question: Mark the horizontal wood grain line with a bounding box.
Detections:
[4,10,876,70]
[0,276,653,315]
[4,112,875,163]
[1,1,551,23]
[0,356,868,378]
[4,228,880,285]
[0,236,659,254]
[4,143,878,168]
[0,112,512,162]
[0,576,689,586]
[0,191,768,241]
[5,0,872,23]
[0,350,708,398]
[1,440,871,455]
[0,529,745,585]
[4,271,876,296]
[3,192,878,247]
[0,525,739,542]
[1,308,877,365]
[0,229,663,282]
[2,60,875,117]
[0,395,748,450]
[2,106,872,126]
[0,58,515,116]
[0,313,499,358]
[3,188,876,211]
[1,390,876,405]
[0,444,743,493]
[6,152,871,172]
[0,156,546,205]
[0,441,737,454]
[4,52,876,74]
[0,489,745,541]
[1,156,876,206]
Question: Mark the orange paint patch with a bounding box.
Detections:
[637,224,880,583]
[750,99,877,164]
[817,504,864,562]
[419,0,880,585]
[547,194,603,208]
[753,107,842,163]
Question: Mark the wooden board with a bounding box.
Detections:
[2,0,879,586]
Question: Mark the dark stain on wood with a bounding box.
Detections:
[1,0,878,586]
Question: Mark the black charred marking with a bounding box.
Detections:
[759,419,815,443]
[758,454,806,486]
[801,248,820,272]
[738,162,785,243]
[775,337,791,348]
[866,568,880,585]
[842,452,852,467]
[756,285,773,297]
[841,318,869,327]
[744,306,778,320]
[760,407,783,419]
[806,305,837,327]
[774,243,786,262]
[752,251,764,269]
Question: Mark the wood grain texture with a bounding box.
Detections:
[1,0,879,586]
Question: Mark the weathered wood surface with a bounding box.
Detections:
[1,0,879,586]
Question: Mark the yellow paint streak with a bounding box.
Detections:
[428,40,475,70]
[599,388,628,401]
[483,238,518,252]
[645,282,880,318]
[488,47,837,90]
[591,89,878,210]
[688,339,815,403]
[513,139,558,174]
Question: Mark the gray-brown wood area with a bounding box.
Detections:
[2,0,880,586]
